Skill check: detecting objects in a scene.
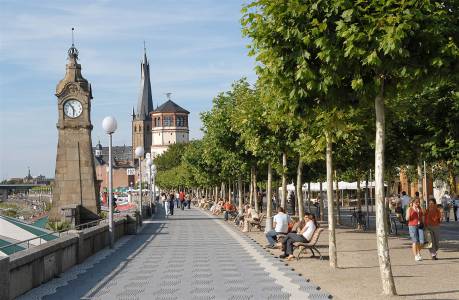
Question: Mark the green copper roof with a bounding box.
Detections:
[0,238,25,255]
[0,215,57,241]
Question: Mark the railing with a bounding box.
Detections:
[0,230,70,255]
[0,218,116,255]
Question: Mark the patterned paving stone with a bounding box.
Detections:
[20,206,331,300]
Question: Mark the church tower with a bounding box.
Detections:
[132,48,153,160]
[50,40,99,224]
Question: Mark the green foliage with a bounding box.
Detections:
[153,143,188,171]
[46,220,71,232]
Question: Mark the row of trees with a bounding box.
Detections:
[154,0,458,295]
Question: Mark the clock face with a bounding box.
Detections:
[64,99,83,118]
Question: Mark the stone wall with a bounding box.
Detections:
[1,215,140,300]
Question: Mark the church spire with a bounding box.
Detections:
[136,44,153,120]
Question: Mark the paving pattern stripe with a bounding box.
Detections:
[20,207,331,300]
[207,210,317,300]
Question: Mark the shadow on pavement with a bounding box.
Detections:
[43,210,167,300]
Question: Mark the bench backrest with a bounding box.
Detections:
[308,227,324,245]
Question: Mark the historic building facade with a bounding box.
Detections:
[151,98,190,157]
[93,50,190,190]
[131,51,189,160]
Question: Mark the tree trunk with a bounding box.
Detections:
[266,163,273,232]
[297,158,304,219]
[357,178,362,211]
[319,181,324,221]
[447,165,457,195]
[221,182,226,201]
[228,180,232,202]
[281,152,287,209]
[238,176,243,214]
[326,133,337,268]
[215,185,219,203]
[249,167,254,207]
[375,83,397,295]
[335,171,340,225]
[417,163,424,207]
[307,182,311,212]
[253,166,259,212]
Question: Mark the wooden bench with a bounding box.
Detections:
[248,213,265,231]
[292,227,324,260]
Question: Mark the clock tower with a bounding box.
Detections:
[50,42,99,224]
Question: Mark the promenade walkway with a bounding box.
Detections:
[20,207,331,300]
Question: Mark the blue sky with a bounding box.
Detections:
[0,0,257,179]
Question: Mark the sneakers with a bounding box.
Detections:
[279,254,288,259]
[415,254,423,261]
[432,255,438,260]
[266,244,276,249]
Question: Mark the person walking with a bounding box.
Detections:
[186,193,192,209]
[452,194,459,222]
[169,193,175,216]
[179,190,185,210]
[162,193,170,217]
[425,197,442,260]
[441,191,451,222]
[400,191,411,217]
[406,198,425,261]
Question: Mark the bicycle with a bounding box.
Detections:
[389,215,398,235]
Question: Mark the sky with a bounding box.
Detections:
[0,0,257,179]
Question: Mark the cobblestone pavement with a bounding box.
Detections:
[21,207,331,300]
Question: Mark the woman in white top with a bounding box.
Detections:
[280,213,318,260]
[162,193,170,217]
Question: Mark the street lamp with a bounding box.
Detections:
[151,164,157,205]
[135,146,144,220]
[146,157,153,214]
[102,116,117,249]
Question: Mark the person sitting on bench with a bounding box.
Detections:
[242,205,259,232]
[223,200,236,221]
[280,213,317,260]
[265,207,291,248]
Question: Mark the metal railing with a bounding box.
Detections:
[0,230,70,255]
[0,217,118,255]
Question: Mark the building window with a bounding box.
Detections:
[176,116,186,127]
[163,116,172,127]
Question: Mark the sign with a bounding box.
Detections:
[127,168,135,176]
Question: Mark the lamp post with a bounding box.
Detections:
[102,116,117,249]
[152,164,157,205]
[135,146,144,220]
[146,157,153,214]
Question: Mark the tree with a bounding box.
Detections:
[335,0,458,294]
[242,0,359,269]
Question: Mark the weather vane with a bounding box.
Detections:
[165,93,172,100]
[72,27,75,46]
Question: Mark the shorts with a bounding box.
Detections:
[408,225,424,244]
